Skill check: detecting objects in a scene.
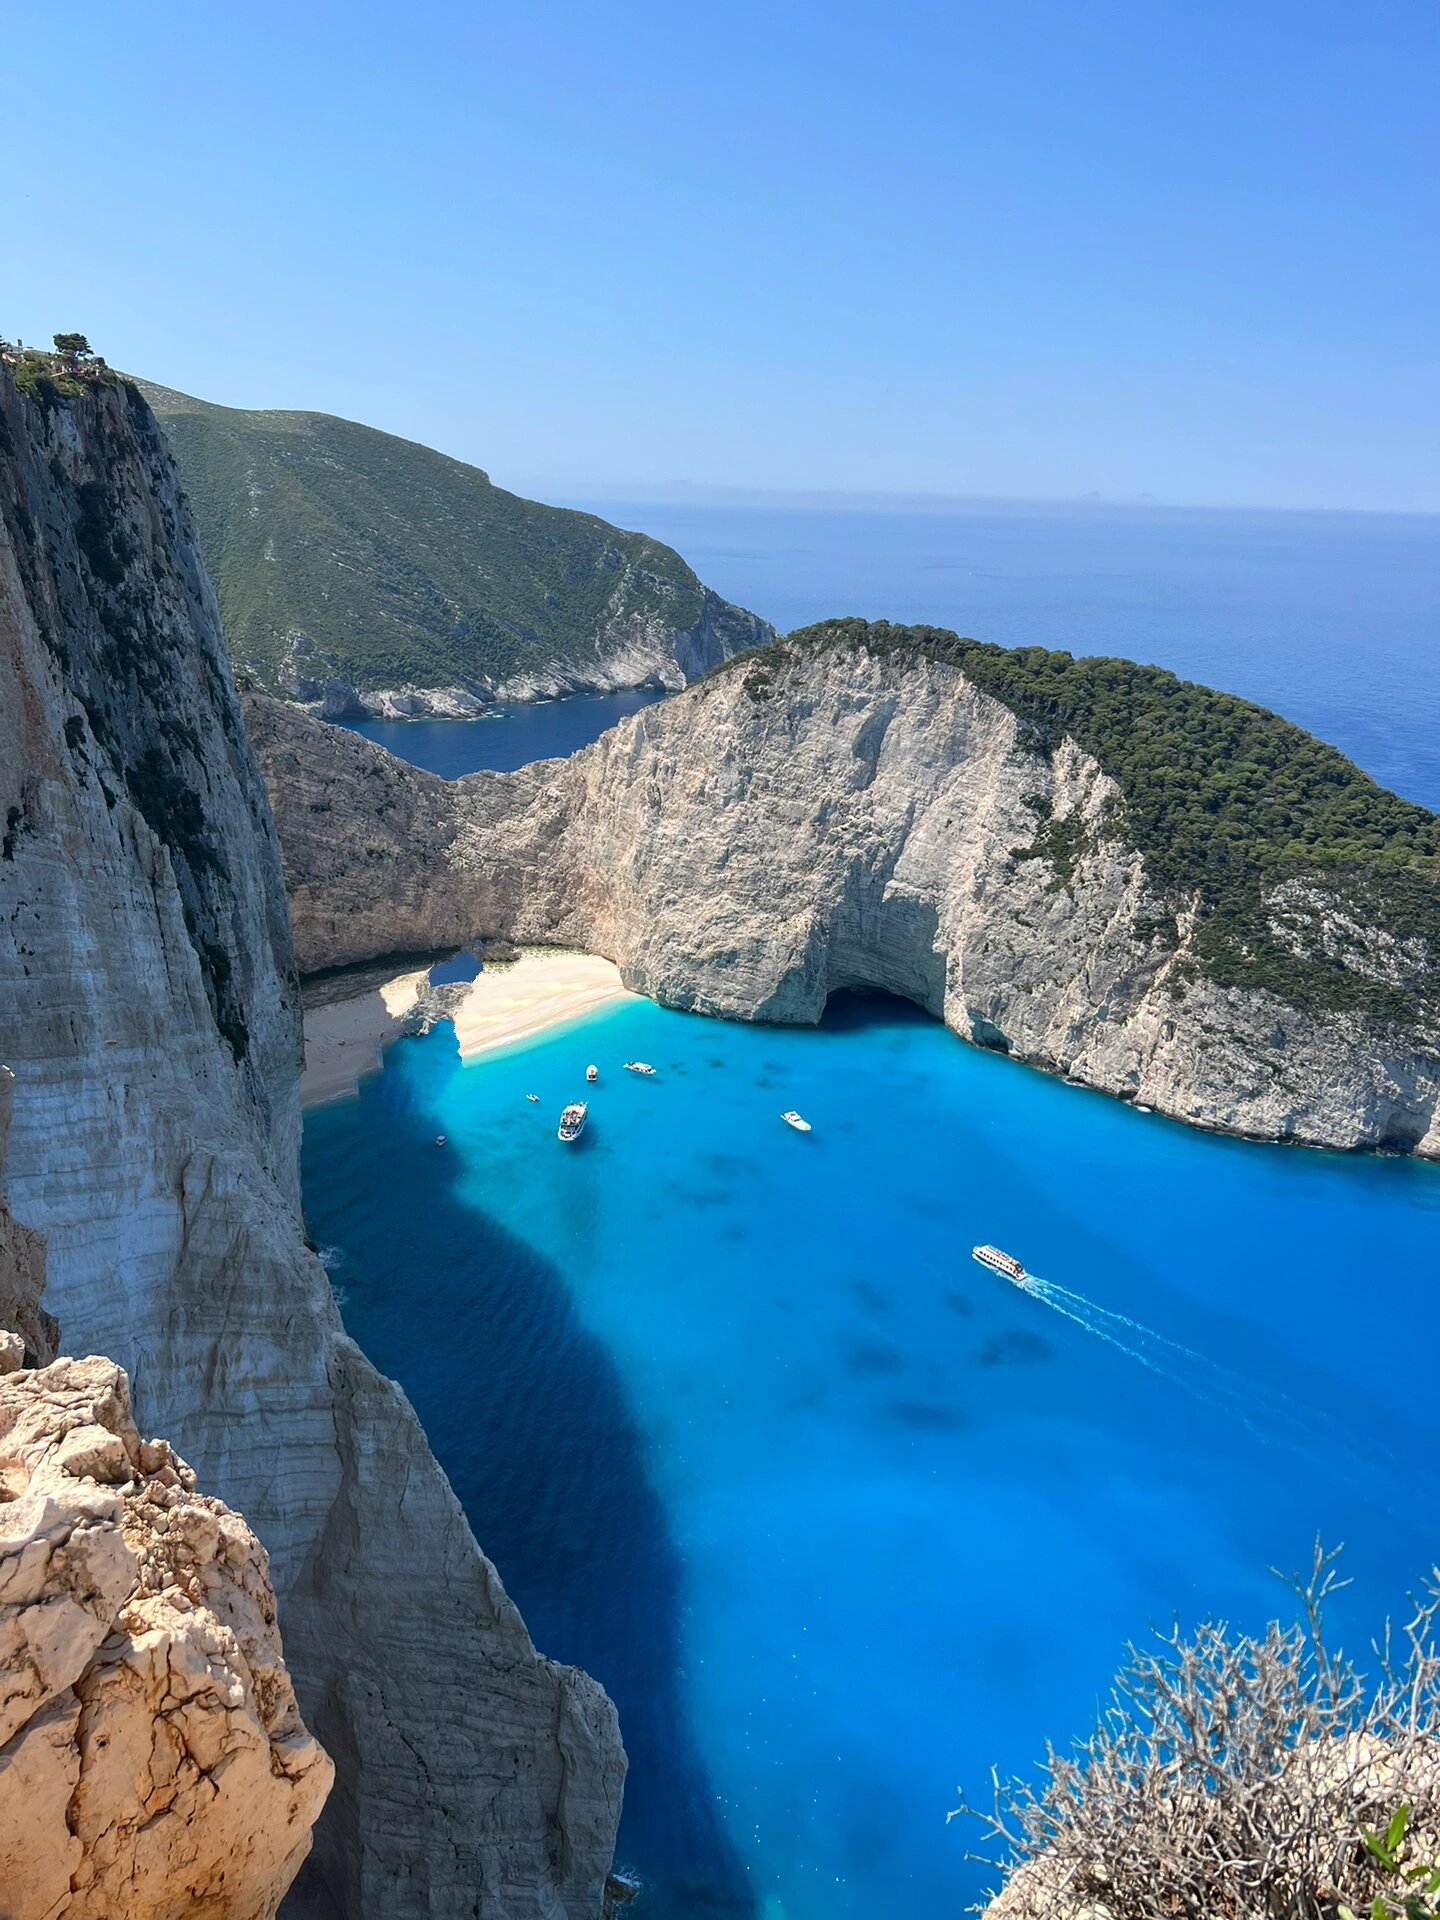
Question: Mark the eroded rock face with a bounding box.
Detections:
[0,1068,56,1369]
[0,367,624,1916]
[249,646,1440,1157]
[0,1354,333,1920]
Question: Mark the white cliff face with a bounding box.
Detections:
[251,647,1440,1158]
[0,369,624,1917]
[0,1064,329,1918]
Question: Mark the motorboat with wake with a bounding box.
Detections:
[623,1061,656,1076]
[781,1110,811,1133]
[972,1245,1030,1286]
[558,1102,587,1143]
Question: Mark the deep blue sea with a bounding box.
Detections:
[304,994,1440,1919]
[347,687,667,776]
[343,502,1440,806]
[310,502,1440,1915]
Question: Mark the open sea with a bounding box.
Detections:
[347,500,1440,807]
[312,502,1440,1917]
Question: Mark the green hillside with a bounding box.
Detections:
[728,619,1440,1031]
[135,380,771,702]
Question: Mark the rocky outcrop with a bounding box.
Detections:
[0,365,624,1915]
[0,1354,334,1920]
[248,645,1440,1157]
[0,1064,330,1917]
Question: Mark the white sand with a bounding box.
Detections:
[450,950,634,1059]
[299,950,634,1110]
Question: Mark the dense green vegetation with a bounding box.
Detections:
[725,619,1440,1030]
[135,380,761,697]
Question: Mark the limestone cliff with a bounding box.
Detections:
[0,364,624,1915]
[0,1069,56,1369]
[0,1065,330,1918]
[249,637,1440,1157]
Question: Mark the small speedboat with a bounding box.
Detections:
[435,1135,446,1147]
[585,1064,598,1083]
[525,1093,540,1103]
[558,1101,587,1143]
[972,1244,1029,1286]
[623,1061,656,1076]
[781,1110,811,1133]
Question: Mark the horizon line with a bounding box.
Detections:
[518,477,1440,525]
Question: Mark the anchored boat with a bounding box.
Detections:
[781,1110,811,1133]
[585,1064,598,1083]
[558,1101,587,1143]
[972,1244,1029,1285]
[623,1061,656,1076]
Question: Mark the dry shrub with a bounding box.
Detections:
[957,1545,1440,1919]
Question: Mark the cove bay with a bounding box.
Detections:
[303,990,1440,1918]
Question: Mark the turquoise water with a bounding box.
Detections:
[302,990,1440,1919]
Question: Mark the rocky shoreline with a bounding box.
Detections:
[247,644,1440,1160]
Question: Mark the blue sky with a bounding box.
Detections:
[4,0,1435,510]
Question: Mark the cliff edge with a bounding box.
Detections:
[0,1064,333,1919]
[0,363,624,1915]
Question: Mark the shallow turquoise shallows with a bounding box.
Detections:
[302,992,1440,1920]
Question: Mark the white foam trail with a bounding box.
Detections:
[1016,1272,1418,1505]
[1019,1274,1324,1452]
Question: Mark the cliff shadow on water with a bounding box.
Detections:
[300,1026,757,1920]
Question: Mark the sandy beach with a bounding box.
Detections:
[447,949,635,1059]
[300,949,635,1110]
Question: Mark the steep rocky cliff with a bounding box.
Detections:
[0,365,624,1915]
[1,1067,331,1919]
[136,379,773,717]
[249,630,1440,1157]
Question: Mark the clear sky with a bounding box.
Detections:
[4,0,1436,510]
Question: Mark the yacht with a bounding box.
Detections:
[623,1061,656,1076]
[781,1110,811,1132]
[972,1244,1028,1285]
[558,1102,587,1143]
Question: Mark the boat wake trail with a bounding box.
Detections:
[1027,1277,1212,1380]
[1020,1275,1352,1464]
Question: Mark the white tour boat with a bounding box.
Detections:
[623,1061,656,1076]
[558,1102,587,1143]
[971,1244,1029,1285]
[781,1110,811,1133]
